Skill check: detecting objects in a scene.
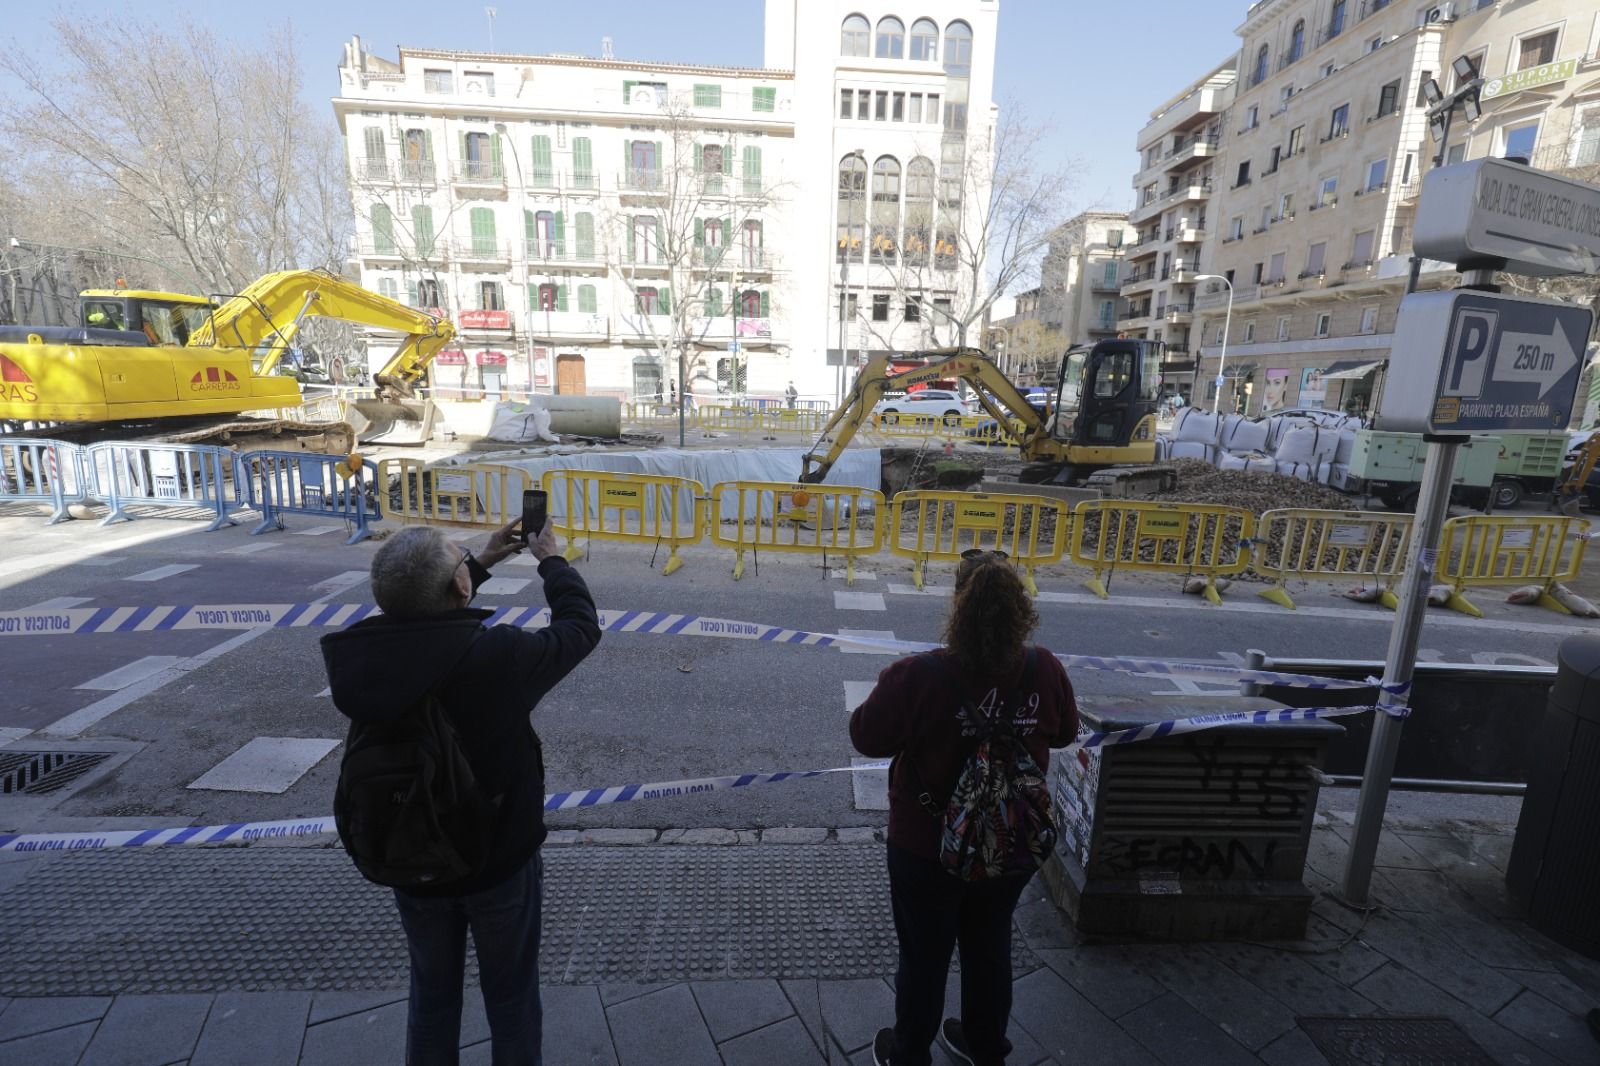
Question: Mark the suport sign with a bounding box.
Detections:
[0,353,38,403]
[189,367,241,392]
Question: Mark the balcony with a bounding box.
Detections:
[1128,193,1165,224]
[1195,283,1258,311]
[1164,304,1194,324]
[1168,180,1214,204]
[1172,224,1206,244]
[396,159,438,185]
[618,312,674,338]
[1089,276,1121,293]
[1126,238,1160,261]
[453,239,513,265]
[1120,269,1157,295]
[693,317,775,342]
[1170,264,1201,283]
[525,242,605,267]
[1089,319,1120,334]
[356,158,439,186]
[1352,182,1390,199]
[1164,138,1219,171]
[354,157,390,183]
[1117,309,1153,331]
[527,311,608,338]
[1308,196,1340,213]
[359,238,407,260]
[452,160,506,187]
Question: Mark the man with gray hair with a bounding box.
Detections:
[321,516,599,1065]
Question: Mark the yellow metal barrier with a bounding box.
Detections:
[1071,500,1255,605]
[754,408,829,436]
[379,459,532,530]
[541,469,706,576]
[1253,509,1414,610]
[709,481,885,584]
[698,405,761,435]
[624,402,697,430]
[1437,514,1591,616]
[888,490,1070,594]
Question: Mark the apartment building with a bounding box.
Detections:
[1123,61,1238,401]
[1191,0,1600,418]
[1041,211,1129,348]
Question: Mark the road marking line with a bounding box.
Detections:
[887,583,950,597]
[837,629,899,655]
[844,681,878,710]
[501,554,542,567]
[831,570,878,581]
[311,571,369,595]
[477,577,532,596]
[315,686,332,698]
[186,736,341,794]
[851,757,889,811]
[220,542,279,555]
[0,726,32,748]
[23,596,94,610]
[290,525,342,536]
[125,564,198,582]
[76,656,188,692]
[834,591,887,612]
[75,556,128,567]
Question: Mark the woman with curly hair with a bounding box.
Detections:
[851,550,1078,1066]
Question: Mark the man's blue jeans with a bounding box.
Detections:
[392,852,543,1066]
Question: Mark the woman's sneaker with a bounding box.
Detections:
[940,1019,976,1065]
[872,1027,896,1065]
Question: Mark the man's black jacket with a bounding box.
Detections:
[320,554,600,896]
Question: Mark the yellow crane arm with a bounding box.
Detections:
[800,347,1052,483]
[186,269,455,393]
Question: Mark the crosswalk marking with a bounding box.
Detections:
[23,596,93,610]
[477,577,532,595]
[125,564,198,582]
[842,682,888,811]
[186,736,341,794]
[221,542,279,555]
[501,554,542,567]
[837,629,899,656]
[290,525,342,537]
[311,571,369,595]
[831,570,877,581]
[76,656,188,692]
[834,591,887,611]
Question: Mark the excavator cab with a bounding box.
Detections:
[79,290,213,347]
[1066,338,1163,448]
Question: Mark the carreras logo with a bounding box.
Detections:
[190,367,241,392]
[0,353,38,403]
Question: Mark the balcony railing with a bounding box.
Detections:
[453,160,505,185]
[453,239,513,262]
[527,311,608,337]
[397,159,437,184]
[1090,277,1121,292]
[355,158,390,182]
[359,238,405,258]
[1164,304,1195,321]
[623,167,663,192]
[524,242,604,265]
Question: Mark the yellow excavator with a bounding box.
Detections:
[800,340,1164,486]
[0,269,456,448]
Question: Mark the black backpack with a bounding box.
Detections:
[334,655,502,889]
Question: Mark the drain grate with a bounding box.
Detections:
[0,750,115,795]
[1299,1016,1496,1065]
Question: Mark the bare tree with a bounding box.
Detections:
[598,98,789,443]
[0,16,353,297]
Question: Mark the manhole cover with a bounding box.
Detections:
[1299,1017,1496,1065]
[0,751,114,795]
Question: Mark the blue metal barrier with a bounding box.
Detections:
[241,450,381,545]
[86,442,239,532]
[0,438,85,524]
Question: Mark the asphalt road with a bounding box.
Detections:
[1,497,1591,838]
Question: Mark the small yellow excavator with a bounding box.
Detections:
[800,340,1164,486]
[1554,431,1600,516]
[0,269,456,448]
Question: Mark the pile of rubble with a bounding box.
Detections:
[1144,458,1356,515]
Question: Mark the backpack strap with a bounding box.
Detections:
[902,648,1037,819]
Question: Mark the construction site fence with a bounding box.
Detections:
[86,442,238,532]
[888,490,1070,594]
[542,469,706,576]
[1072,500,1256,605]
[0,437,84,524]
[708,480,886,584]
[241,450,382,545]
[863,413,1025,445]
[378,459,532,533]
[1437,514,1591,617]
[1252,509,1415,611]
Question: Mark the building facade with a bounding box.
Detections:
[334,1,1001,404]
[1042,211,1129,349]
[1189,0,1600,418]
[1123,61,1238,401]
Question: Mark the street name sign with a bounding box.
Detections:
[1376,289,1592,434]
[1413,158,1600,277]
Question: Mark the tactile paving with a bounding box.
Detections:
[0,845,1039,995]
[1298,1016,1496,1065]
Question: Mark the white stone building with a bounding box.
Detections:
[334,0,1001,404]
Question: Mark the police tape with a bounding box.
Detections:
[0,602,1391,694]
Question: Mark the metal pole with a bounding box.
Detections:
[1216,286,1233,413]
[1341,436,1461,904]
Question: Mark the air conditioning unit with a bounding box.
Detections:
[1422,2,1457,25]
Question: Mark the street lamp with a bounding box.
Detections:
[989,323,1011,376]
[1195,274,1233,414]
[1404,54,1485,297]
[836,148,866,406]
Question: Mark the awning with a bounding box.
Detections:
[1321,359,1385,380]
[434,349,467,366]
[475,350,508,366]
[1219,362,1257,380]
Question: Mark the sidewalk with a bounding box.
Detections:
[0,818,1597,1065]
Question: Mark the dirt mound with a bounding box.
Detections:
[1147,458,1354,515]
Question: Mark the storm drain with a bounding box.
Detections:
[1298,1017,1495,1065]
[0,750,114,795]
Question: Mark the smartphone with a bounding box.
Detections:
[521,489,548,543]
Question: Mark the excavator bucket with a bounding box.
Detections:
[348,399,438,446]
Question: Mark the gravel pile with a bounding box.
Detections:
[1142,458,1355,515]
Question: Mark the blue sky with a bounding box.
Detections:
[4,0,1241,215]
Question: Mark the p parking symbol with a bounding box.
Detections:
[1442,308,1497,398]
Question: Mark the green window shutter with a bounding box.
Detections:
[753,87,776,112]
[422,129,434,160]
[623,139,631,173]
[694,144,703,172]
[573,137,593,185]
[524,209,536,245]
[371,204,394,252]
[412,206,435,256]
[657,288,671,315]
[491,134,503,178]
[694,84,721,108]
[652,215,664,256]
[528,285,539,312]
[761,291,770,318]
[742,146,762,193]
[363,127,385,159]
[556,284,568,312]
[471,207,495,254]
[458,132,467,172]
[694,218,704,246]
[575,212,595,260]
[623,79,637,99]
[531,135,553,184]
[406,279,418,305]
[578,284,597,313]
[627,217,636,261]
[553,212,566,257]
[706,288,722,317]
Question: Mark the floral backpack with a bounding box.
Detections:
[912,650,1058,881]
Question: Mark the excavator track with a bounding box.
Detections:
[7,417,355,455]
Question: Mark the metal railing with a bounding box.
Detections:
[453,160,505,184]
[454,239,513,262]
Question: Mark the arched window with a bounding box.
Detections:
[903,157,935,265]
[875,17,905,59]
[841,14,869,57]
[837,154,867,262]
[1252,44,1270,85]
[943,21,972,78]
[738,289,764,319]
[910,19,939,61]
[1288,20,1305,64]
[871,156,901,264]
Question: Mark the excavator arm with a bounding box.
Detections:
[800,347,1056,483]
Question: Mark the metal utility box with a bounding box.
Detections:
[1043,695,1342,941]
[1493,432,1567,480]
[1507,635,1600,960]
[1348,431,1500,487]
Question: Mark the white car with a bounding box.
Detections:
[872,388,971,424]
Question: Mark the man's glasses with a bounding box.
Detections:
[448,548,475,600]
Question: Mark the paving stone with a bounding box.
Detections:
[762,828,830,845]
[1117,993,1258,1066]
[1035,947,1166,1020]
[190,991,310,1066]
[543,831,582,846]
[541,985,618,1065]
[599,983,677,1007]
[1203,942,1378,1018]
[1353,909,1524,1015]
[1258,1027,1334,1066]
[1513,967,1600,1016]
[818,978,895,1054]
[781,979,825,1053]
[1010,967,1156,1065]
[834,828,880,844]
[0,995,112,1041]
[576,829,658,845]
[1353,962,1562,1066]
[690,979,794,1043]
[0,1020,99,1066]
[1125,946,1298,1051]
[1011,896,1076,950]
[606,984,719,1066]
[79,993,213,1066]
[717,1016,826,1066]
[1493,988,1596,1066]
[461,1040,492,1066]
[663,829,741,845]
[307,989,406,1025]
[0,997,8,1023]
[298,999,406,1066]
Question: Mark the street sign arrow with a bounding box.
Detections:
[1492,321,1581,398]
